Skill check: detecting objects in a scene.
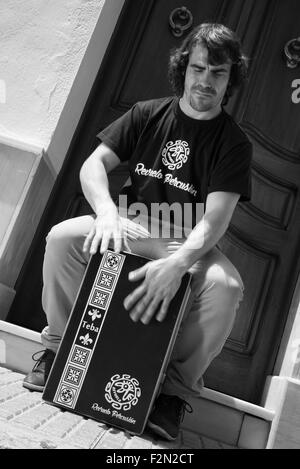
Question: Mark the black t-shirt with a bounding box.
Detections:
[97,97,252,227]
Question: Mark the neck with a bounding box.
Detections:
[179,97,222,120]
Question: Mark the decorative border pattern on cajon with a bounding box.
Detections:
[53,251,125,409]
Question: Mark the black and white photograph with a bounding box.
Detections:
[0,0,299,454]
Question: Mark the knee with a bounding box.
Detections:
[209,265,244,308]
[47,221,67,244]
[45,215,93,265]
[45,221,74,259]
[224,278,244,309]
[192,263,244,307]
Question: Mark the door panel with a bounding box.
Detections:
[8,0,300,403]
[205,0,300,400]
[242,3,300,154]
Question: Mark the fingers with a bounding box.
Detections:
[83,226,95,253]
[131,294,171,325]
[99,231,111,254]
[113,231,123,254]
[83,216,151,256]
[123,258,178,325]
[121,218,150,240]
[128,263,149,282]
[139,297,162,325]
[128,293,157,324]
[83,226,103,255]
[125,292,170,325]
[122,235,131,253]
[83,216,124,255]
[123,283,147,311]
[156,298,170,322]
[124,277,171,325]
[130,224,150,238]
[125,231,140,242]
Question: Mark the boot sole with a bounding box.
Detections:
[22,381,45,392]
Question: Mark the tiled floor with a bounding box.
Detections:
[0,367,237,449]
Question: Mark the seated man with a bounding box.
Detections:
[23,23,252,441]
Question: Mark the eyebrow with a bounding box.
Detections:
[190,63,230,72]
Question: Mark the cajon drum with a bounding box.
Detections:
[43,250,192,435]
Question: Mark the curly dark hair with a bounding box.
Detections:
[168,23,249,105]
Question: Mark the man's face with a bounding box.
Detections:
[182,43,232,116]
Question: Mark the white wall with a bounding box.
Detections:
[46,0,125,174]
[0,0,106,160]
[0,0,125,319]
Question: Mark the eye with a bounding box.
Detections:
[213,70,229,77]
[191,66,204,73]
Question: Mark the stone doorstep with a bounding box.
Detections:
[0,320,275,449]
[0,367,261,451]
[0,368,237,450]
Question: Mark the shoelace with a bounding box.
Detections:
[31,350,49,371]
[159,395,193,423]
[179,399,193,423]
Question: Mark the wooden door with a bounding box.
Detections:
[8,0,300,404]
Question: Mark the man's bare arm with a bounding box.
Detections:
[80,143,121,215]
[169,191,240,271]
[124,191,240,324]
[80,142,149,254]
[80,143,125,254]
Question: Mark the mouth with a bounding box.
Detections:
[194,90,214,97]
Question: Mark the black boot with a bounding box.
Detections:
[147,394,193,440]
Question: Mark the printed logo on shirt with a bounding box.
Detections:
[162,140,190,170]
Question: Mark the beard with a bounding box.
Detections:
[189,93,215,112]
[189,95,213,112]
[186,85,224,113]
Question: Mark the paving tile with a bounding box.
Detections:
[123,433,154,449]
[0,382,27,404]
[182,396,242,446]
[0,370,24,387]
[64,418,108,448]
[0,392,41,420]
[181,429,204,449]
[37,409,84,439]
[219,441,239,449]
[12,401,61,429]
[200,435,224,449]
[0,367,239,449]
[94,427,131,449]
[0,421,81,449]
[150,434,183,450]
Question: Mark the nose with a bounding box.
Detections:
[200,69,213,89]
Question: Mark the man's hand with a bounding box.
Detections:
[123,257,185,325]
[83,203,150,255]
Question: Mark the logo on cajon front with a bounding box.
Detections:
[105,374,141,411]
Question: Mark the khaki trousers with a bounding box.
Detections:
[41,215,244,400]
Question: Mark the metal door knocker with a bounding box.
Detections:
[284,37,300,68]
[169,6,193,38]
